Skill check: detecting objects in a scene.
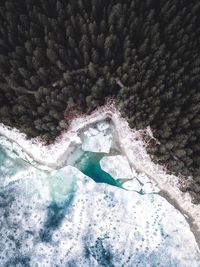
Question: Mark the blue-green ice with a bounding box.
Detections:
[0,121,199,267]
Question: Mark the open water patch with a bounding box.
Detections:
[67,147,122,188]
[0,124,200,266]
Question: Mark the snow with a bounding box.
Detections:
[100,155,159,193]
[97,121,110,131]
[0,111,200,265]
[100,155,133,179]
[46,166,77,205]
[122,179,142,192]
[137,172,151,184]
[0,109,111,169]
[81,121,112,153]
[81,131,112,153]
[111,108,200,244]
[0,162,199,266]
[0,101,200,247]
[141,182,160,194]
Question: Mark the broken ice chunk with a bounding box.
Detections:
[88,127,99,136]
[100,155,133,179]
[82,131,112,153]
[122,179,142,192]
[97,121,110,132]
[142,182,160,194]
[137,173,151,184]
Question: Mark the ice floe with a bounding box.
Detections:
[100,155,133,179]
[81,121,112,153]
[0,164,199,267]
[137,172,151,184]
[0,133,200,266]
[141,182,160,194]
[0,104,199,244]
[122,178,142,192]
[0,103,200,258]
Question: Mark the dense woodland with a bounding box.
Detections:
[0,0,200,202]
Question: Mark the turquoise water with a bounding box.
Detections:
[0,139,200,266]
[69,147,122,188]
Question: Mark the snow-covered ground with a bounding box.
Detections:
[0,102,200,249]
[0,107,112,169]
[0,148,200,266]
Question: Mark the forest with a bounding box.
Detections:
[0,0,200,202]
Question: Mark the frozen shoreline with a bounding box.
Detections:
[0,103,200,247]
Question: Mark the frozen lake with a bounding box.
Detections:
[0,121,199,266]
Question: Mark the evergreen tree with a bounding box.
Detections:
[0,0,200,202]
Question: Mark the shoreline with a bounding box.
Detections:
[0,103,200,248]
[111,109,200,248]
[0,106,113,169]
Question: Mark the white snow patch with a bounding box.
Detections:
[122,179,142,192]
[0,108,111,169]
[1,166,199,266]
[97,121,110,132]
[137,172,151,184]
[142,182,160,194]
